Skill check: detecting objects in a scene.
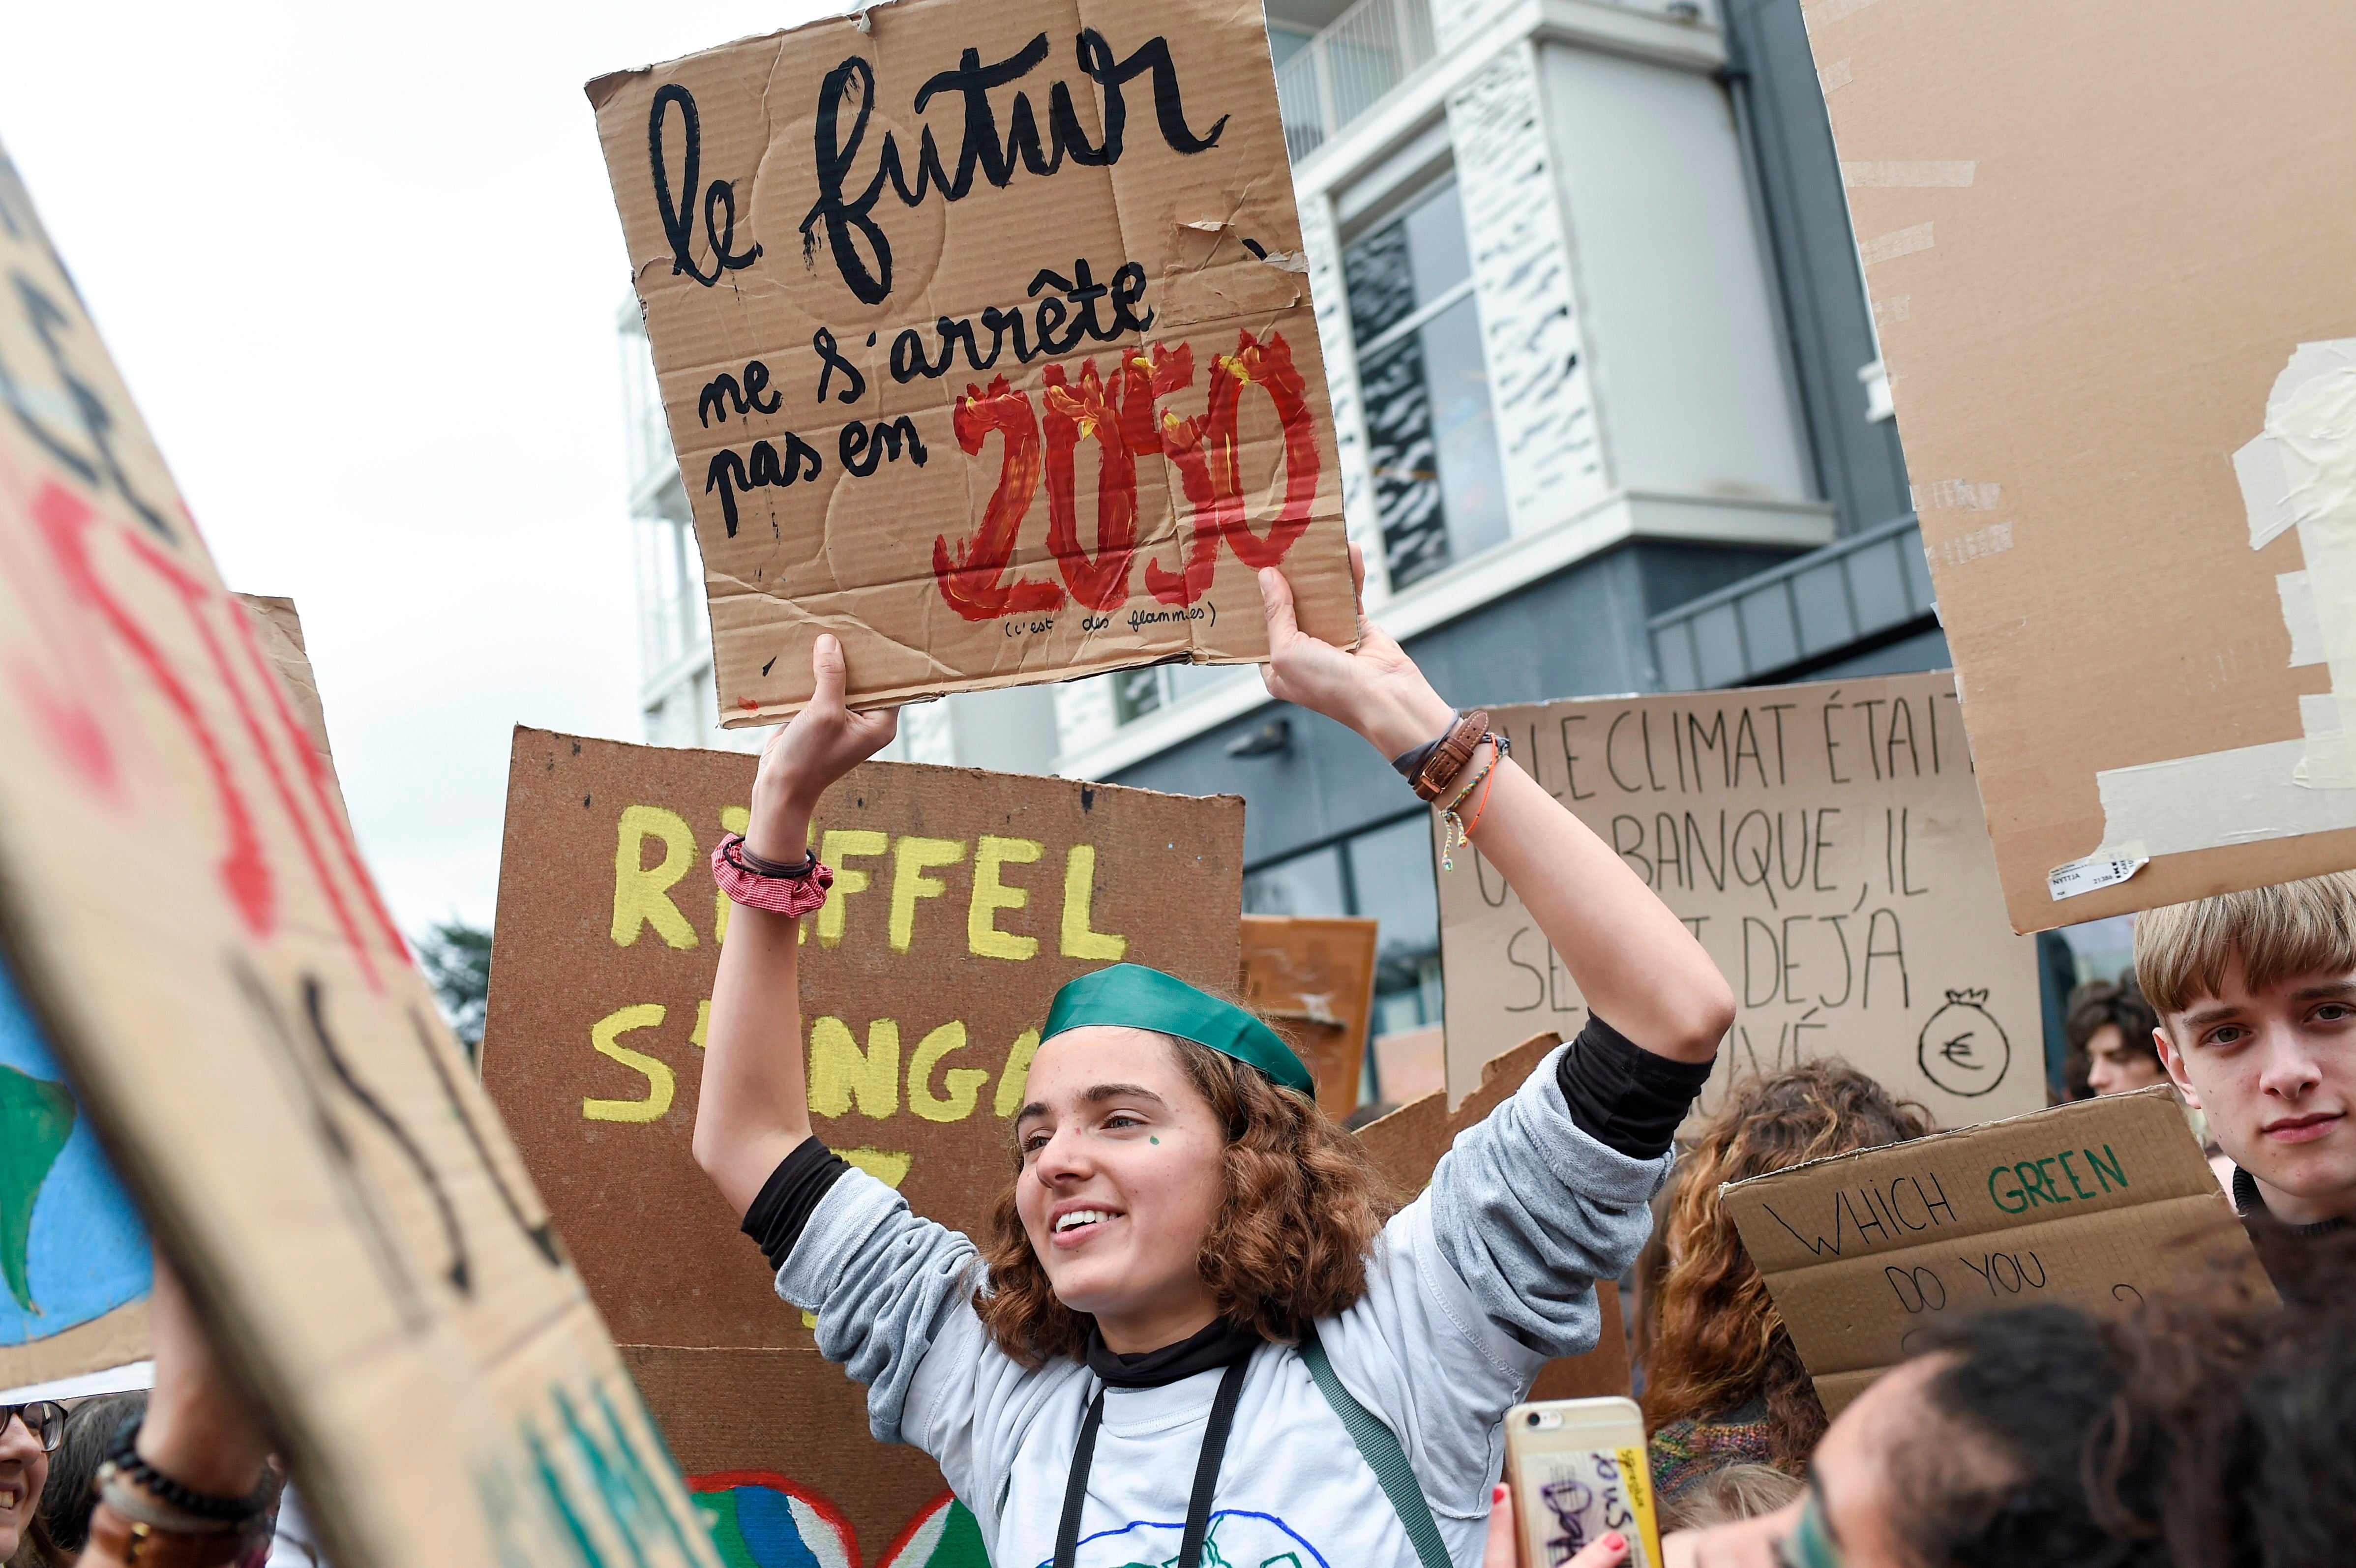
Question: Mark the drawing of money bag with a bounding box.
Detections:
[1916,988,2011,1098]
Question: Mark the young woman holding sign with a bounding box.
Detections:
[694,548,1734,1568]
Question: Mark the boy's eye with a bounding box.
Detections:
[1104,1112,1141,1130]
[2206,1025,2248,1047]
[2312,1003,2354,1023]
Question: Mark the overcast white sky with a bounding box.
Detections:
[1,0,842,935]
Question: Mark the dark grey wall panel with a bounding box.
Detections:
[1722,0,1912,535]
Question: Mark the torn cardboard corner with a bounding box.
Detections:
[588,0,1357,726]
[1437,674,2041,1127]
[1357,1032,1631,1400]
[1805,1,2356,929]
[1721,1086,2270,1416]
[1240,915,1378,1119]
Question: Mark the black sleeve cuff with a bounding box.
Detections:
[1555,1014,1716,1160]
[741,1136,853,1272]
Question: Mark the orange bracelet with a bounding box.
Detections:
[1461,750,1504,838]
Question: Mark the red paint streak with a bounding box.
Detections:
[1155,331,1321,606]
[1212,332,1320,568]
[31,481,274,935]
[0,469,123,798]
[934,376,1063,622]
[1041,359,1138,611]
[219,566,410,968]
[875,1491,963,1568]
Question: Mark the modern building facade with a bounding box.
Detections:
[620,0,1948,1067]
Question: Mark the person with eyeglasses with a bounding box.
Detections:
[1,1396,64,1564]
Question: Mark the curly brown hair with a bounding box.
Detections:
[1640,1060,1932,1468]
[974,1033,1398,1366]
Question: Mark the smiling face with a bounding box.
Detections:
[1012,1025,1228,1352]
[0,1405,49,1560]
[2084,1023,2166,1095]
[2155,961,2356,1224]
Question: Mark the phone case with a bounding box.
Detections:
[1501,1396,1663,1568]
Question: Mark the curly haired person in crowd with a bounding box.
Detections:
[1642,1061,1931,1504]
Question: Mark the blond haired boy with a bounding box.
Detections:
[2137,873,2356,1294]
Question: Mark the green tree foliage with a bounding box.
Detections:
[417,918,492,1062]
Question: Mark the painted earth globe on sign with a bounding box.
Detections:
[689,1475,986,1568]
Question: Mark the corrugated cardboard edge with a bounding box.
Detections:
[1719,1081,2185,1200]
[584,4,901,109]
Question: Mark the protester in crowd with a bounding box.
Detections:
[1656,1465,1801,1535]
[1667,1304,2174,1568]
[17,1392,144,1566]
[2064,977,2165,1097]
[1640,1062,1931,1502]
[2130,1236,2356,1568]
[2138,872,2356,1299]
[692,547,1734,1568]
[1,1394,58,1568]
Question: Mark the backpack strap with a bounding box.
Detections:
[1297,1323,1453,1568]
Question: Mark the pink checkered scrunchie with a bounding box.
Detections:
[711,832,834,918]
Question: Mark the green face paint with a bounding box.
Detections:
[1149,1136,1160,1145]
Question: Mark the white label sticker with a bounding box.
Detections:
[2048,843,2149,901]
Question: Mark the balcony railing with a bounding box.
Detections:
[1275,0,1437,162]
[1649,513,1937,690]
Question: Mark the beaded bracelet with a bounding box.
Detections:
[1437,734,1511,871]
[101,1423,273,1524]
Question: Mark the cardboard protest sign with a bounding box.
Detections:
[1721,1086,2269,1415]
[588,0,1356,725]
[479,729,1243,1561]
[0,144,715,1568]
[1437,675,2042,1126]
[1240,915,1378,1118]
[1356,1032,1630,1400]
[1799,1,2356,930]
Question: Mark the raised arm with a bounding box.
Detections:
[1259,550,1733,1063]
[693,635,898,1216]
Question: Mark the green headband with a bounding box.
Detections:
[1041,963,1314,1097]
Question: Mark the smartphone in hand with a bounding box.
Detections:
[1502,1397,1662,1568]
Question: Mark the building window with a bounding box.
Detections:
[1112,666,1164,724]
[1343,175,1509,591]
[1110,661,1246,728]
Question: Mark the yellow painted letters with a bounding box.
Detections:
[995,1027,1043,1117]
[969,835,1045,959]
[909,1021,989,1122]
[714,805,749,945]
[890,836,967,952]
[1060,845,1129,960]
[611,805,700,949]
[808,1015,901,1118]
[584,1004,675,1123]
[815,829,890,947]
